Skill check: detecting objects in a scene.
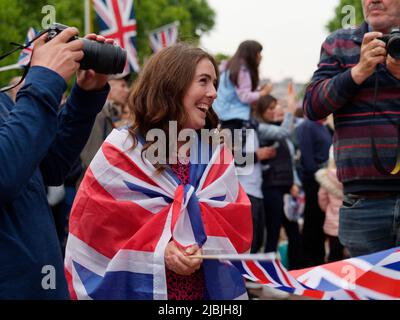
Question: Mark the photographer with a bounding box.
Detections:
[303,0,400,258]
[0,27,111,299]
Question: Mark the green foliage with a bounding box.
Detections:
[0,0,85,87]
[0,0,215,87]
[131,0,215,63]
[326,0,364,32]
[214,53,230,65]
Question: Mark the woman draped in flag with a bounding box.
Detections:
[65,43,253,300]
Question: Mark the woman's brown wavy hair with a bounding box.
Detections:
[128,43,220,170]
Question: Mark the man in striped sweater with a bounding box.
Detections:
[303,0,400,257]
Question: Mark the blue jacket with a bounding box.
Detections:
[295,119,332,181]
[213,71,251,121]
[0,66,109,299]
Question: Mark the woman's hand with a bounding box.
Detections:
[164,242,203,276]
[260,82,273,96]
[287,90,297,114]
[256,146,277,161]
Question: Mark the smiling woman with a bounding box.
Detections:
[128,43,220,162]
[182,58,218,130]
[65,43,253,300]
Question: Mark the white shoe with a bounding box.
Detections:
[261,285,290,300]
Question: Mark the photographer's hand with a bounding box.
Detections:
[76,34,115,91]
[351,32,386,85]
[386,55,400,80]
[31,27,84,82]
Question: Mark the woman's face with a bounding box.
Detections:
[182,58,218,130]
[262,101,276,123]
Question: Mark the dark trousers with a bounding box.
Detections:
[327,235,344,262]
[262,185,303,270]
[248,195,265,253]
[302,178,326,267]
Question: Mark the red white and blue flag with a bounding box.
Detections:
[149,21,179,53]
[17,27,37,67]
[230,246,400,300]
[65,128,252,300]
[93,0,140,73]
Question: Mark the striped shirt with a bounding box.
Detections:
[303,22,400,194]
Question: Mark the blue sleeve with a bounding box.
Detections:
[0,66,66,201]
[258,113,293,143]
[40,82,110,186]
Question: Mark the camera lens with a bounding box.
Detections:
[387,36,400,59]
[80,39,127,74]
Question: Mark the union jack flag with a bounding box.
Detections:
[149,21,179,53]
[93,0,140,73]
[230,246,400,300]
[65,128,252,300]
[17,27,37,67]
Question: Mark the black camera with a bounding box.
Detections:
[379,27,400,60]
[47,23,127,74]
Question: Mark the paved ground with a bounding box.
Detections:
[248,286,315,300]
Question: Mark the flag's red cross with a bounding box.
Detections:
[101,0,136,47]
[161,31,167,48]
[22,48,33,55]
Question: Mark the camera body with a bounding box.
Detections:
[379,27,400,60]
[47,23,127,74]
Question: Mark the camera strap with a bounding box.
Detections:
[370,72,400,175]
[0,29,50,93]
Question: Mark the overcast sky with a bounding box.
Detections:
[201,0,341,83]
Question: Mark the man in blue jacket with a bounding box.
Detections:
[0,27,111,299]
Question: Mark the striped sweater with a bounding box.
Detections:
[304,22,400,194]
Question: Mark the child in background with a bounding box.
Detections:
[315,147,345,262]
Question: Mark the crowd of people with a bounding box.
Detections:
[0,0,399,300]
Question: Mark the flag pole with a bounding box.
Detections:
[84,0,91,34]
[0,64,22,73]
[189,253,276,261]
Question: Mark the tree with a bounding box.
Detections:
[214,53,230,65]
[0,0,85,87]
[126,0,215,63]
[0,0,215,87]
[326,0,364,32]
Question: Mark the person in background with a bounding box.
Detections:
[113,103,133,128]
[315,146,346,262]
[80,73,130,171]
[212,40,274,255]
[213,40,272,128]
[303,0,400,257]
[255,93,303,270]
[295,117,332,267]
